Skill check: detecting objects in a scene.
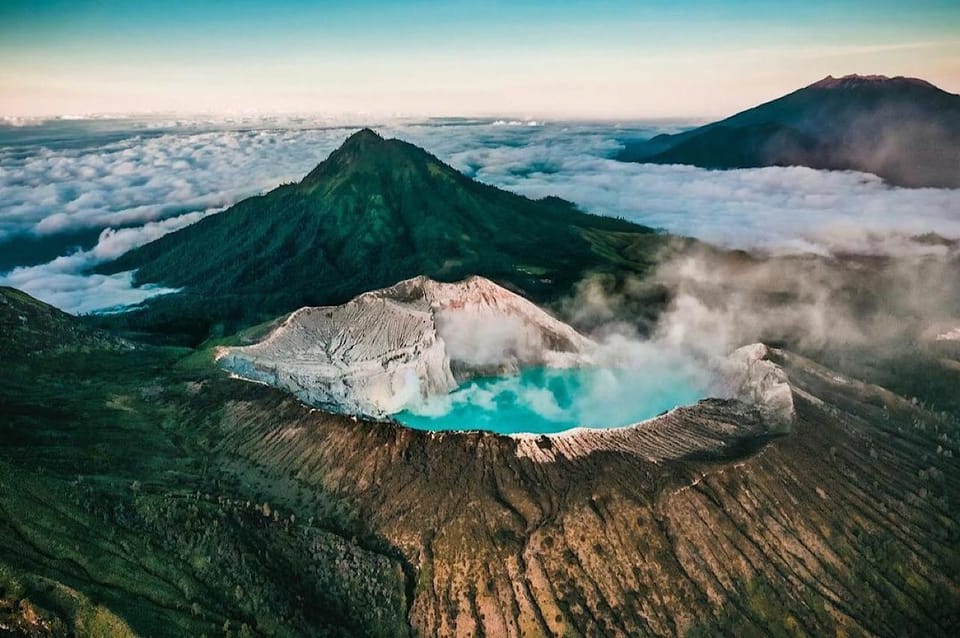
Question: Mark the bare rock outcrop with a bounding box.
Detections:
[722,342,795,428]
[217,276,593,417]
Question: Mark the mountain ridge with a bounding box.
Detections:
[808,73,942,91]
[617,73,960,187]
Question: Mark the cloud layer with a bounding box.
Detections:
[1,116,959,313]
[0,123,351,241]
[0,212,209,314]
[423,129,960,254]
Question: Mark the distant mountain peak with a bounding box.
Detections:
[618,72,960,188]
[808,74,937,90]
[300,127,409,186]
[332,127,387,156]
[343,127,384,145]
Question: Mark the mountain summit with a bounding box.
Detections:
[807,73,938,90]
[100,130,658,342]
[299,128,463,190]
[303,128,386,178]
[617,74,960,187]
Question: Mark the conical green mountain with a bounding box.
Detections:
[101,129,659,342]
[618,74,960,188]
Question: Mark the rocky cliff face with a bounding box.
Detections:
[202,342,959,636]
[217,276,594,418]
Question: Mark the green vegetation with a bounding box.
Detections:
[0,285,122,359]
[95,129,662,344]
[808,339,960,418]
[0,289,411,636]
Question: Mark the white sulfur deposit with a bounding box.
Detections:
[722,343,795,428]
[217,276,594,417]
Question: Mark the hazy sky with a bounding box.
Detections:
[2,0,959,118]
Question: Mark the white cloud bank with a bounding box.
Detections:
[426,129,960,255]
[1,117,959,314]
[0,210,215,313]
[0,125,348,240]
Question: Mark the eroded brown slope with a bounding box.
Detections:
[195,347,960,636]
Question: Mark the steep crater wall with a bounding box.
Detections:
[217,276,794,436]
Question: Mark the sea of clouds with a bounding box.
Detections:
[1,115,959,313]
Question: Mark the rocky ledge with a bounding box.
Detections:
[216,276,593,418]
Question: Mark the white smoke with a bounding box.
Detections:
[584,238,960,362]
[436,313,550,368]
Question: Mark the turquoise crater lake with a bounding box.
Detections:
[392,366,708,435]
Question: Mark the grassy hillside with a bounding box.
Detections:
[0,292,411,637]
[0,286,123,359]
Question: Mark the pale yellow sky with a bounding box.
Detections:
[2,1,958,119]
